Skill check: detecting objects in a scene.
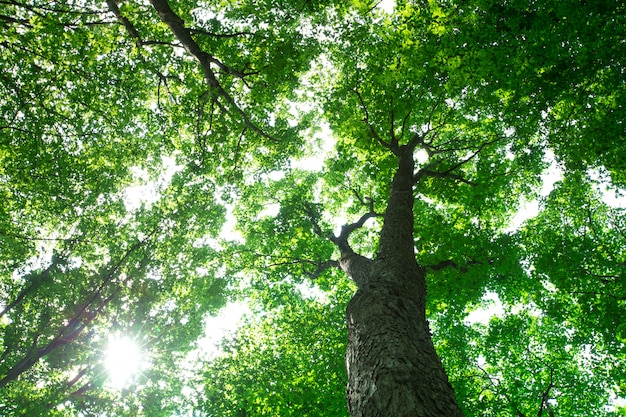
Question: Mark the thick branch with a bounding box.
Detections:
[148,0,276,142]
[307,260,340,280]
[331,210,380,254]
[405,131,426,153]
[70,382,92,397]
[537,369,554,417]
[419,169,477,186]
[105,0,141,45]
[305,200,382,251]
[67,367,89,390]
[304,202,376,286]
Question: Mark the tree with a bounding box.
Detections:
[202,286,350,417]
[1,0,625,416]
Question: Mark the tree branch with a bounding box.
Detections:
[477,363,527,417]
[242,248,340,280]
[0,263,55,319]
[424,259,490,273]
[0,230,155,388]
[303,203,328,239]
[331,210,380,254]
[354,87,394,151]
[307,260,340,279]
[67,366,89,390]
[389,101,396,146]
[148,0,276,142]
[418,169,477,186]
[0,0,106,16]
[400,110,412,142]
[414,136,504,185]
[303,194,379,285]
[189,27,254,39]
[349,187,377,213]
[537,369,554,417]
[406,131,426,153]
[105,0,141,46]
[425,96,456,140]
[0,13,31,27]
[447,136,503,173]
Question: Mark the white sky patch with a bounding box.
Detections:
[609,394,626,413]
[414,148,430,166]
[589,167,626,208]
[333,216,348,237]
[376,0,395,14]
[265,170,286,181]
[124,155,182,211]
[464,291,504,326]
[258,202,280,218]
[296,281,330,303]
[198,301,250,359]
[219,197,244,242]
[292,122,335,171]
[507,150,563,231]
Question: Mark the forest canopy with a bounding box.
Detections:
[1,0,625,415]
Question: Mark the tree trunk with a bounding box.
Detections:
[340,146,465,417]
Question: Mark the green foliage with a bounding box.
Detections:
[202,283,350,416]
[519,174,626,377]
[1,0,625,415]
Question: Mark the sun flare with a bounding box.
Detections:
[104,335,143,388]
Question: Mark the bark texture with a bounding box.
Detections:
[339,147,465,417]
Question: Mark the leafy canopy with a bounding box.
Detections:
[0,0,625,415]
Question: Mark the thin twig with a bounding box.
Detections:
[354,87,393,150]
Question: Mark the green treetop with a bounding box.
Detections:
[0,0,624,415]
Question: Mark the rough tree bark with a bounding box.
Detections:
[334,144,465,417]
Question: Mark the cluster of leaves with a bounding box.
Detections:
[201,282,351,416]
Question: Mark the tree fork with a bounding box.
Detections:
[341,147,464,417]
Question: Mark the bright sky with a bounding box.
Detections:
[507,150,563,232]
[377,0,395,14]
[198,301,250,358]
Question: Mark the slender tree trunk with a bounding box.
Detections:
[339,147,464,417]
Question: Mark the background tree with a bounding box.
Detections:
[1,0,625,416]
[1,0,326,413]
[201,283,350,417]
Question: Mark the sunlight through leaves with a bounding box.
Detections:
[104,336,144,389]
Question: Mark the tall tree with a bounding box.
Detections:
[1,0,625,416]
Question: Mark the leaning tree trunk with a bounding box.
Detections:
[336,146,465,417]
